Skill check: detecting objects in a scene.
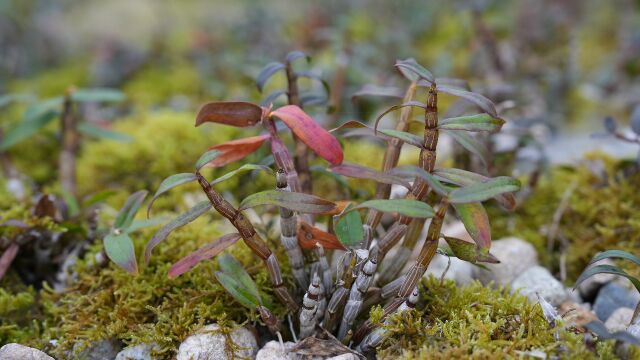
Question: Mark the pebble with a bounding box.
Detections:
[176,324,257,360]
[256,340,296,360]
[73,338,121,360]
[473,237,538,285]
[0,344,54,360]
[604,307,635,333]
[511,266,569,306]
[115,343,159,360]
[593,282,640,321]
[424,253,474,285]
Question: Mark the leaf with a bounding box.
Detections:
[195,149,221,170]
[33,194,56,218]
[388,165,449,196]
[0,243,19,281]
[147,173,197,217]
[239,190,336,214]
[214,271,260,310]
[377,129,423,148]
[589,250,640,267]
[286,50,309,63]
[0,110,58,150]
[204,135,269,168]
[443,129,490,167]
[574,265,640,293]
[449,177,520,204]
[374,101,428,134]
[144,201,212,263]
[436,85,498,117]
[211,164,273,185]
[260,90,287,107]
[71,88,126,103]
[334,205,363,247]
[395,58,434,83]
[452,202,491,249]
[296,70,331,95]
[104,233,138,274]
[443,236,499,264]
[195,101,263,127]
[433,168,517,211]
[330,163,411,189]
[298,221,347,251]
[218,253,261,301]
[300,92,328,107]
[125,218,166,233]
[77,122,132,142]
[114,190,148,231]
[438,114,505,133]
[82,190,117,208]
[61,189,80,218]
[256,62,285,92]
[583,321,640,345]
[352,84,404,100]
[168,233,242,278]
[270,105,343,165]
[23,97,63,122]
[348,199,435,219]
[0,93,36,108]
[329,120,370,133]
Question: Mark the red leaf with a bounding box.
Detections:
[205,135,269,168]
[168,233,242,278]
[452,202,491,250]
[270,105,343,165]
[0,243,19,281]
[297,221,347,251]
[195,101,264,127]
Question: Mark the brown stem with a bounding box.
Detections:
[195,171,299,311]
[285,60,312,194]
[59,93,78,196]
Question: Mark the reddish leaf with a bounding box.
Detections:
[168,233,242,278]
[33,194,56,218]
[205,134,269,168]
[298,221,347,251]
[0,243,19,281]
[195,101,263,128]
[270,105,343,165]
[452,202,491,250]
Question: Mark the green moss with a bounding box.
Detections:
[376,277,633,359]
[8,60,89,98]
[0,273,49,345]
[122,60,204,106]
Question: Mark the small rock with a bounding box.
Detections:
[424,253,474,285]
[73,338,121,360]
[177,324,257,360]
[327,354,359,360]
[256,341,296,360]
[474,237,538,285]
[593,282,640,321]
[559,301,597,330]
[511,266,569,306]
[604,307,635,333]
[0,344,54,360]
[576,257,617,300]
[115,343,159,360]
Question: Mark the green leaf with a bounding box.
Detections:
[168,233,241,278]
[334,205,363,247]
[436,85,498,118]
[0,93,36,108]
[23,97,63,122]
[395,58,434,83]
[218,253,261,302]
[195,149,221,170]
[374,101,428,133]
[104,233,138,275]
[82,190,117,208]
[211,164,273,185]
[589,250,640,267]
[349,199,435,219]
[239,190,336,214]
[114,190,148,231]
[71,88,126,102]
[388,165,449,197]
[0,110,58,150]
[449,177,520,204]
[330,163,411,189]
[256,62,285,92]
[583,321,640,345]
[433,168,517,211]
[438,114,505,133]
[443,129,490,167]
[214,271,260,310]
[300,91,328,107]
[443,236,498,264]
[144,201,212,263]
[61,189,80,218]
[260,90,287,107]
[125,218,166,234]
[377,129,423,148]
[286,50,309,63]
[147,173,198,217]
[77,122,132,142]
[452,202,491,249]
[574,265,640,293]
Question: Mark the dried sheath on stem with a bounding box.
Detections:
[299,272,322,338]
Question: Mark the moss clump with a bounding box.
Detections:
[376,277,631,359]
[0,273,51,345]
[489,153,640,282]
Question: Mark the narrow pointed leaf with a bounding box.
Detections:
[443,236,499,264]
[329,120,370,133]
[71,88,126,103]
[239,190,336,214]
[260,90,287,107]
[438,114,505,133]
[352,84,404,100]
[589,250,640,267]
[104,233,138,274]
[395,58,434,83]
[144,201,212,263]
[437,85,498,117]
[452,202,491,249]
[300,92,328,106]
[125,218,166,233]
[270,105,343,165]
[348,199,435,219]
[0,110,58,150]
[168,234,242,278]
[256,62,285,92]
[377,129,423,148]
[195,101,263,127]
[333,205,363,247]
[449,177,520,204]
[286,50,309,63]
[219,253,261,303]
[212,164,273,185]
[374,101,428,134]
[574,265,640,293]
[82,190,117,208]
[195,149,221,170]
[433,168,517,211]
[443,129,490,167]
[78,122,132,142]
[0,243,19,281]
[388,165,449,196]
[147,173,197,217]
[298,221,347,250]
[115,190,148,231]
[330,163,411,189]
[214,271,260,310]
[584,321,640,345]
[0,93,35,108]
[204,135,269,168]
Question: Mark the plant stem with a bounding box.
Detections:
[285,60,313,194]
[59,93,78,196]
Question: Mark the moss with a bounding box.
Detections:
[8,60,89,98]
[490,153,640,282]
[376,277,633,359]
[0,273,50,345]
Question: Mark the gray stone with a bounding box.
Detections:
[115,343,159,360]
[473,237,538,285]
[604,307,635,333]
[73,338,121,360]
[511,266,569,306]
[327,354,358,360]
[593,282,640,321]
[256,341,297,360]
[424,253,474,285]
[177,324,257,360]
[576,257,617,299]
[0,344,54,360]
